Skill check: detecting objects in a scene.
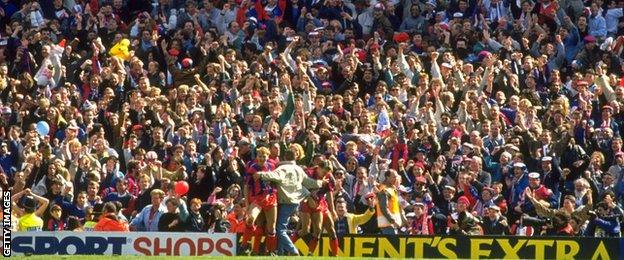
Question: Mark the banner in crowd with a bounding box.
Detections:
[290,235,622,259]
[9,232,236,256]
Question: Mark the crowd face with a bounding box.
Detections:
[151,194,163,207]
[528,177,540,189]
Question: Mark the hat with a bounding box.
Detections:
[488,205,501,212]
[131,125,144,132]
[444,185,456,192]
[0,107,11,114]
[505,144,520,152]
[365,192,376,199]
[457,196,470,206]
[462,142,475,149]
[541,156,553,162]
[189,107,205,115]
[82,100,94,111]
[168,48,180,57]
[414,202,426,208]
[405,212,416,218]
[441,62,453,69]
[248,17,258,25]
[393,32,410,43]
[399,185,412,194]
[513,162,526,168]
[146,151,158,160]
[413,161,425,170]
[181,58,193,68]
[453,12,463,18]
[576,80,589,87]
[451,129,463,138]
[67,120,79,130]
[426,0,436,8]
[528,172,540,179]
[583,35,596,43]
[415,175,427,184]
[478,50,491,59]
[373,3,385,10]
[602,105,614,111]
[438,22,450,31]
[103,151,119,162]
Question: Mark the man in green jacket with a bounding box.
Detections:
[254,150,324,255]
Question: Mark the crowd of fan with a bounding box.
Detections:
[1,0,624,239]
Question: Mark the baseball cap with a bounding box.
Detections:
[513,162,526,168]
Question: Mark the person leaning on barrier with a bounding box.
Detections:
[94,202,130,231]
[334,194,376,236]
[130,189,167,231]
[376,169,408,235]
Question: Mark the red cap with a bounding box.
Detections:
[439,22,450,31]
[457,196,470,206]
[132,125,144,131]
[365,192,376,199]
[534,188,553,200]
[413,161,425,170]
[181,58,193,68]
[451,129,462,138]
[393,32,410,43]
[415,175,427,183]
[168,48,180,56]
[584,35,596,43]
[576,80,588,86]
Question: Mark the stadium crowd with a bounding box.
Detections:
[1,0,624,256]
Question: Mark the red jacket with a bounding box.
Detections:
[227,212,246,233]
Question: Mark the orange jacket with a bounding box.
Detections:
[94,214,129,232]
[227,212,245,233]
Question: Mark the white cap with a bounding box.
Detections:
[528,172,540,179]
[513,162,526,168]
[462,142,474,149]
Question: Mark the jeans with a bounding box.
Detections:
[277,203,299,255]
[380,226,397,235]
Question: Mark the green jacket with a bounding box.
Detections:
[258,161,323,204]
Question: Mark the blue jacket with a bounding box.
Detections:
[130,204,167,231]
[510,171,529,208]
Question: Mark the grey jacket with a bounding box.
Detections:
[258,161,323,204]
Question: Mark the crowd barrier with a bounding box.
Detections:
[7,232,236,256]
[289,235,622,259]
[5,232,622,258]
